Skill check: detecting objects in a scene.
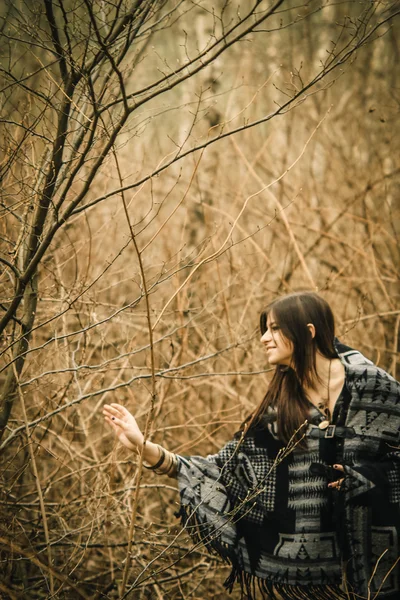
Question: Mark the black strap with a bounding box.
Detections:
[308,425,356,439]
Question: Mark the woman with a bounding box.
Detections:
[103,292,400,599]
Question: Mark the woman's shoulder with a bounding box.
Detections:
[335,339,400,397]
[335,339,374,368]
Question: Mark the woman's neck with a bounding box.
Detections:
[304,354,345,409]
[314,353,334,383]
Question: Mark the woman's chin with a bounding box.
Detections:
[266,355,278,365]
[267,355,290,367]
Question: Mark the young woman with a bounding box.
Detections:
[103,292,400,600]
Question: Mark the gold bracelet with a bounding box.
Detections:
[143,445,165,471]
[154,449,178,476]
[141,444,178,476]
[163,451,178,477]
[169,453,178,477]
[154,449,172,475]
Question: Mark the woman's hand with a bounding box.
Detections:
[103,403,144,451]
[328,464,345,490]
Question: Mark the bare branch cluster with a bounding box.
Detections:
[0,0,399,597]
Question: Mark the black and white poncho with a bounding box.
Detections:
[176,341,400,599]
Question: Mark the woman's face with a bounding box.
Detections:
[260,312,293,366]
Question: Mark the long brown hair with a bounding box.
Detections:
[247,292,337,445]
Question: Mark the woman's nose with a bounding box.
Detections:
[260,330,271,344]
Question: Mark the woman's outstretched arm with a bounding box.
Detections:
[103,403,177,477]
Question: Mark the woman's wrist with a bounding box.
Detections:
[141,443,178,478]
[138,440,160,464]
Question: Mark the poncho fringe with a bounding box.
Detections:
[177,504,347,600]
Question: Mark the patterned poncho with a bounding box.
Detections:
[176,341,400,599]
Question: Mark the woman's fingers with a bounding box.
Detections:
[103,407,127,425]
[104,404,135,424]
[111,403,132,417]
[103,405,142,451]
[103,405,115,418]
[328,465,345,489]
[104,411,128,431]
[328,478,344,489]
[104,415,120,428]
[104,404,123,417]
[333,464,344,472]
[104,416,119,433]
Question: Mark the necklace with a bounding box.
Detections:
[318,359,332,431]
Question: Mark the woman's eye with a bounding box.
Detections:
[271,326,280,331]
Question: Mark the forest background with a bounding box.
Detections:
[0,0,399,598]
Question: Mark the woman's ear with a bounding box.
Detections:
[307,323,316,339]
